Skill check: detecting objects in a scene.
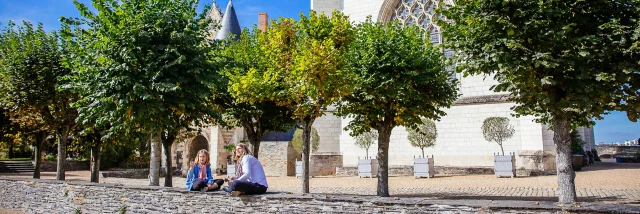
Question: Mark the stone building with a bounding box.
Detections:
[309,0,596,172]
[165,0,597,177]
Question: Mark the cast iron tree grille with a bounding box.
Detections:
[390,0,456,80]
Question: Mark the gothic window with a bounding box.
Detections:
[390,0,457,80]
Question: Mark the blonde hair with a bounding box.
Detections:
[192,149,210,167]
[233,143,251,163]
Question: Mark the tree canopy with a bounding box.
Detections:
[440,0,640,203]
[354,129,377,159]
[336,18,458,197]
[228,10,355,193]
[407,118,437,158]
[481,117,515,156]
[0,21,77,179]
[63,0,219,187]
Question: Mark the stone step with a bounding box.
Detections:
[0,161,34,173]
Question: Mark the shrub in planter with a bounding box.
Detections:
[482,117,516,178]
[591,149,601,162]
[408,118,436,178]
[355,130,377,178]
[570,130,585,171]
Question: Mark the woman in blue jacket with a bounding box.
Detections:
[186,149,224,192]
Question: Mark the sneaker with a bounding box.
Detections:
[222,186,232,193]
[231,191,243,197]
[200,187,209,192]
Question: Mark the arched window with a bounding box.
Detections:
[390,0,456,80]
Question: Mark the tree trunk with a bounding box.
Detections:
[301,116,315,194]
[376,124,392,197]
[149,132,162,186]
[33,131,46,179]
[162,131,176,187]
[553,115,577,204]
[56,127,70,181]
[243,123,263,159]
[421,148,425,159]
[90,139,101,183]
[499,143,505,156]
[8,141,13,159]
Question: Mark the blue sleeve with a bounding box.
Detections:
[206,166,214,184]
[186,168,195,190]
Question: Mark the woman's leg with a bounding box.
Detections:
[230,180,267,195]
[190,180,207,191]
[208,179,224,191]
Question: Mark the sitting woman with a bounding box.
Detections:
[223,143,268,196]
[186,149,224,192]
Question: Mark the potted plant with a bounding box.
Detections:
[482,117,516,178]
[570,130,585,171]
[292,127,319,178]
[355,129,378,178]
[407,118,436,178]
[224,143,236,178]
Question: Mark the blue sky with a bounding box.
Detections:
[1,0,638,144]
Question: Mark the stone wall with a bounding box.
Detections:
[516,150,556,172]
[2,178,594,214]
[258,141,295,176]
[597,145,640,158]
[39,160,89,172]
[335,165,496,176]
[311,153,343,176]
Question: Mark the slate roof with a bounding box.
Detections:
[215,0,241,40]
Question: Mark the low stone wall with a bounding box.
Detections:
[311,153,342,176]
[336,165,496,176]
[597,145,640,158]
[39,160,89,172]
[101,169,153,179]
[2,178,617,214]
[0,178,487,213]
[258,141,296,176]
[517,150,556,172]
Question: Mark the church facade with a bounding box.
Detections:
[165,0,596,176]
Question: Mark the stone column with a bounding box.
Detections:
[209,125,221,173]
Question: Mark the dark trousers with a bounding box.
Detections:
[190,179,224,191]
[230,180,267,195]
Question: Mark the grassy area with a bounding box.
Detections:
[0,158,31,161]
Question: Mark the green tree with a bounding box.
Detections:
[407,118,437,159]
[336,19,458,197]
[354,130,377,159]
[63,0,218,187]
[481,117,515,156]
[215,28,296,158]
[229,11,354,193]
[0,21,77,180]
[440,0,640,203]
[291,127,319,158]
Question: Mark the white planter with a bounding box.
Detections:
[358,159,378,178]
[227,164,236,178]
[414,156,435,178]
[494,153,516,178]
[295,160,314,178]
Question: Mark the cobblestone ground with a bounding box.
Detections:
[2,159,639,205]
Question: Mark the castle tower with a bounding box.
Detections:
[215,0,242,40]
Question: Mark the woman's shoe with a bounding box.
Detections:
[222,186,232,193]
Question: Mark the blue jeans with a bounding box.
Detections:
[229,180,267,194]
